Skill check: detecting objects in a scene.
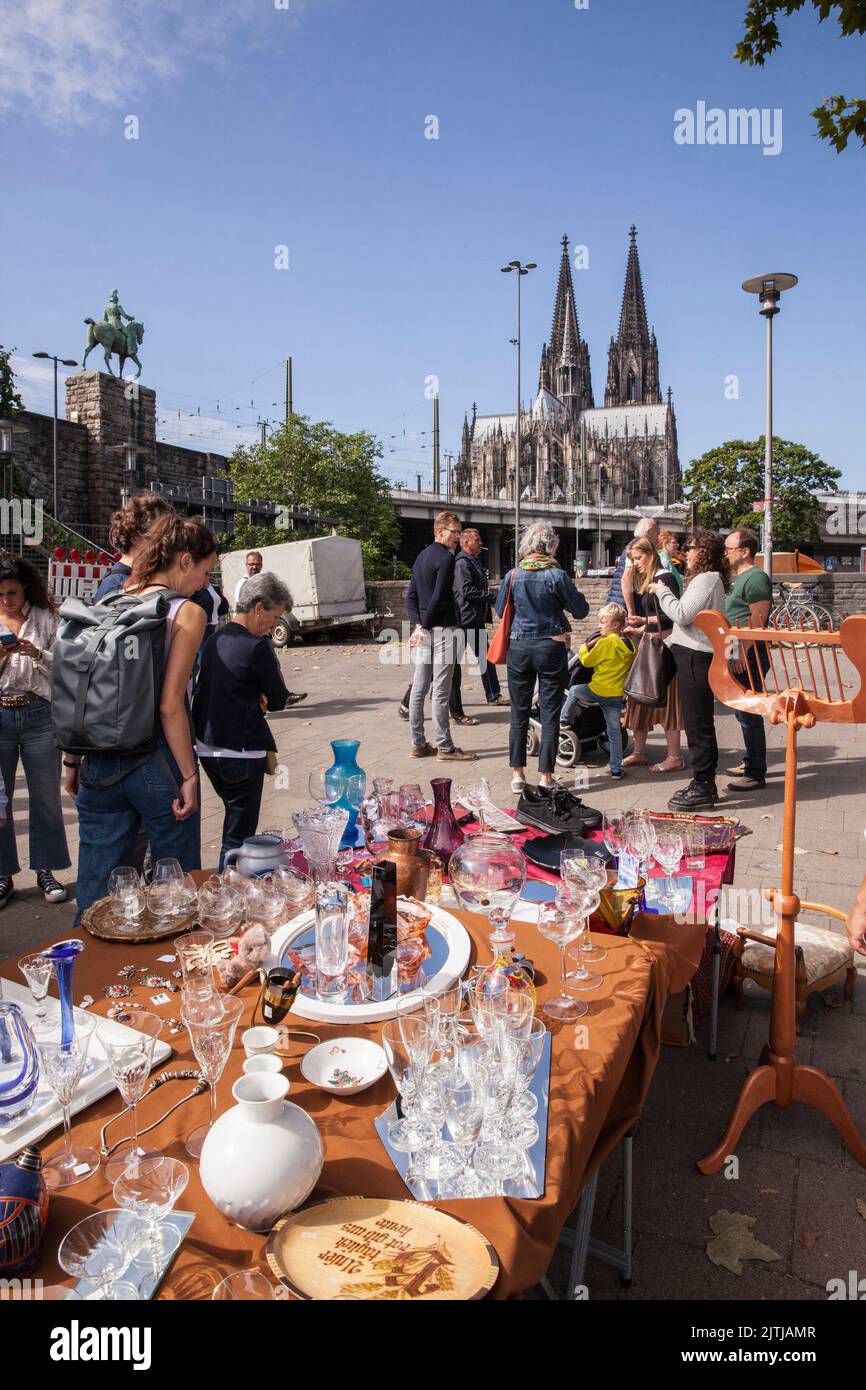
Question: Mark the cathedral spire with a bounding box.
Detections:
[544,234,593,415]
[605,225,661,406]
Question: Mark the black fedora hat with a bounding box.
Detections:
[522,832,612,875]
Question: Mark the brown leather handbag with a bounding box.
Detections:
[623,595,676,706]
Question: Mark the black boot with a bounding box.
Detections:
[668,778,718,811]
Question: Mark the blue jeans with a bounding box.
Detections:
[507,638,568,774]
[563,684,625,774]
[75,741,201,920]
[0,697,70,876]
[200,756,266,872]
[733,643,770,780]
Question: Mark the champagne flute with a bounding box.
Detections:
[33,1016,100,1188]
[98,1011,165,1182]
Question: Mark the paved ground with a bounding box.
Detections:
[2,635,864,1302]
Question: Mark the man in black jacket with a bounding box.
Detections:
[452,528,505,714]
[405,511,477,761]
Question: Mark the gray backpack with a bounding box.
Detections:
[52,588,183,755]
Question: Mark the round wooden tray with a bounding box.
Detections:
[266,1196,499,1301]
[80,895,198,944]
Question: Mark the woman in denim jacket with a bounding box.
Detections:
[495,522,588,792]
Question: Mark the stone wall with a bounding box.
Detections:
[365,573,612,642]
[798,571,866,621]
[10,412,90,526]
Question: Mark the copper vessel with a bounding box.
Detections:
[376,828,431,899]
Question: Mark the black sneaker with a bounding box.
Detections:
[0,876,12,909]
[668,779,718,811]
[36,870,68,903]
[538,784,603,830]
[515,786,588,836]
[286,691,307,707]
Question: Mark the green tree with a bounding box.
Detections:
[735,2,866,151]
[226,414,402,579]
[683,438,840,548]
[0,345,24,417]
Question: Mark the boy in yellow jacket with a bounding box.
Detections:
[560,604,636,779]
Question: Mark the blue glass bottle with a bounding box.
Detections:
[328,739,365,850]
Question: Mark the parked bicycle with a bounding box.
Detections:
[769,581,834,636]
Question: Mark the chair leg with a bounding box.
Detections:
[733,970,746,1011]
[844,966,856,1003]
[708,927,721,1060]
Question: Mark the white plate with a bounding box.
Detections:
[267,898,472,1024]
[0,982,172,1164]
[301,1037,388,1096]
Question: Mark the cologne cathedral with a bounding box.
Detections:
[454,228,681,510]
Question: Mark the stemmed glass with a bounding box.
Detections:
[601,811,627,861]
[398,782,426,831]
[181,993,244,1158]
[536,902,587,1022]
[625,812,658,882]
[98,1011,165,1182]
[441,1060,487,1197]
[455,777,493,830]
[58,1210,149,1300]
[213,1270,280,1300]
[18,953,53,1019]
[560,850,609,964]
[113,1156,190,1267]
[559,881,603,995]
[654,829,685,909]
[472,1036,524,1184]
[33,1016,100,1188]
[380,1018,436,1154]
[108,867,146,934]
[308,767,344,807]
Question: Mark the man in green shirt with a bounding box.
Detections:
[724,528,772,791]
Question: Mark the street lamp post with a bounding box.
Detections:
[501,260,536,560]
[33,351,78,521]
[740,274,798,583]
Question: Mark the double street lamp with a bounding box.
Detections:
[501,260,536,559]
[33,350,78,521]
[740,274,798,583]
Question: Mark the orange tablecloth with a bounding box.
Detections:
[4,908,705,1299]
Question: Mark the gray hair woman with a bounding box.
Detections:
[192,570,294,868]
[494,523,589,810]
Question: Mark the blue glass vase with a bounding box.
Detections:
[0,1002,40,1125]
[44,939,85,1049]
[328,739,365,849]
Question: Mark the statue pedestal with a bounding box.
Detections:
[65,372,156,524]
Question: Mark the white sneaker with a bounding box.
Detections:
[511,774,526,794]
[36,871,67,903]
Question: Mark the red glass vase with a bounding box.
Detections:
[422,777,465,866]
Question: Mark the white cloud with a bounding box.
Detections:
[0,0,315,128]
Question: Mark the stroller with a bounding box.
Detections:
[526,641,630,769]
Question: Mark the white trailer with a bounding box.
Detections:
[220,535,374,646]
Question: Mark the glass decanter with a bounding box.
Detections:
[359,777,403,855]
[422,777,465,865]
[475,920,537,1019]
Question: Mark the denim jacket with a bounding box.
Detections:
[495,566,588,639]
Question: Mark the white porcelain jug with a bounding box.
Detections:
[199,1074,323,1232]
[223,834,288,878]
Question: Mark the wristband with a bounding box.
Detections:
[180,771,197,782]
[63,759,82,769]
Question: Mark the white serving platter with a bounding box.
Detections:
[0,981,172,1164]
[267,897,472,1024]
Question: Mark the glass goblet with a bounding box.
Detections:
[601,810,627,860]
[58,1209,148,1300]
[653,829,685,909]
[380,1019,436,1154]
[18,953,53,1019]
[308,766,344,807]
[536,902,587,1022]
[560,851,609,963]
[558,883,603,993]
[442,1067,486,1198]
[108,867,146,934]
[113,1155,189,1267]
[213,1270,280,1300]
[33,1016,100,1188]
[181,993,244,1158]
[98,1010,165,1182]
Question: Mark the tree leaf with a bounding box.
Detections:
[799,1231,823,1248]
[706,1210,782,1275]
[856,1199,866,1221]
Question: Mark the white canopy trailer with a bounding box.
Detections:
[220,535,374,646]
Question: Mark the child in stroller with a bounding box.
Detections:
[527,605,633,773]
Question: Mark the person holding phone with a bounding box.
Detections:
[0,552,70,907]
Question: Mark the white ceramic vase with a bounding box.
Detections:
[199,1073,323,1232]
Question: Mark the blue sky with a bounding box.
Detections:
[2,0,864,488]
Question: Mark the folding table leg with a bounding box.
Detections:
[708,921,721,1061]
[544,1130,635,1298]
[566,1170,598,1298]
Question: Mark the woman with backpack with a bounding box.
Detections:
[0,553,70,907]
[65,515,218,918]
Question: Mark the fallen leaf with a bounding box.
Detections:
[817,848,839,856]
[775,844,807,854]
[761,814,774,820]
[759,1188,779,1196]
[857,1200,866,1222]
[706,1210,782,1275]
[799,1231,823,1248]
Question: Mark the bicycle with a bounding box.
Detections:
[769,581,834,642]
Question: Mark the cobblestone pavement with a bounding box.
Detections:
[2,636,864,1301]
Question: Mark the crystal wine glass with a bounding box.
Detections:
[560,850,609,964]
[536,902,587,1022]
[601,810,627,860]
[380,1018,436,1154]
[181,993,245,1159]
[108,867,146,934]
[624,811,658,881]
[98,1010,165,1182]
[58,1210,149,1300]
[33,1015,100,1188]
[18,953,53,1020]
[113,1155,189,1267]
[308,766,345,807]
[654,828,685,909]
[398,782,425,831]
[559,882,603,994]
[213,1270,280,1300]
[442,1065,487,1198]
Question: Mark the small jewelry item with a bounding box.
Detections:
[141,974,175,991]
[103,983,132,999]
[117,965,136,979]
[107,1003,131,1021]
[78,994,94,1010]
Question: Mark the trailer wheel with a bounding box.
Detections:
[525,727,540,758]
[271,619,293,648]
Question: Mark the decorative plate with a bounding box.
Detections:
[630,809,742,853]
[267,899,472,1024]
[80,896,198,944]
[265,1197,499,1301]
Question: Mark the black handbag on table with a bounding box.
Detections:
[622,595,676,707]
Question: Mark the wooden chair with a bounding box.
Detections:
[692,611,866,1174]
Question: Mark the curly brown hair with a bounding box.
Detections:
[128,515,218,591]
[686,529,731,593]
[109,494,175,553]
[0,552,56,612]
